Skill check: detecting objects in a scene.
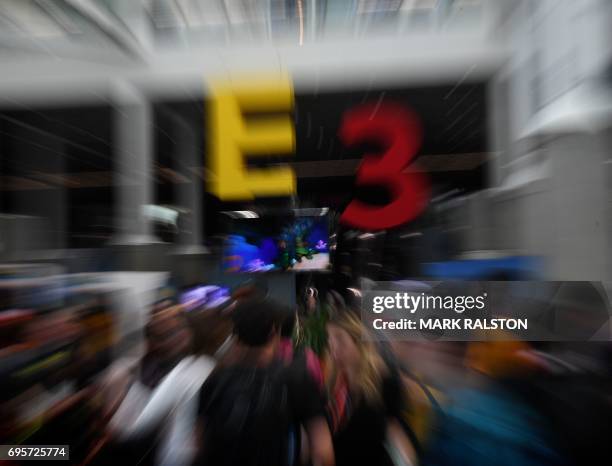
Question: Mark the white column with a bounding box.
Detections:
[111,81,157,244]
[169,113,207,253]
[487,74,509,188]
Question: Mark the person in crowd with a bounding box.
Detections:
[277,306,328,465]
[422,338,564,466]
[195,296,334,466]
[97,302,215,466]
[212,283,268,366]
[324,311,416,466]
[278,308,324,390]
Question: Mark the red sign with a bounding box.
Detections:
[339,102,430,230]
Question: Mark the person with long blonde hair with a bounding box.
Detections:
[325,311,416,466]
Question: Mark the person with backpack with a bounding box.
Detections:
[194,297,334,466]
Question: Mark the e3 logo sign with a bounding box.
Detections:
[208,75,295,201]
[339,102,429,230]
[208,75,429,230]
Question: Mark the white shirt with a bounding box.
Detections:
[110,355,215,466]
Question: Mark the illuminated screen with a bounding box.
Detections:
[223,214,330,273]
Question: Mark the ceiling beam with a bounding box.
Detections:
[63,0,147,61]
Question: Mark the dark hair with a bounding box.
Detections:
[232,297,287,346]
[280,308,297,338]
[144,307,189,342]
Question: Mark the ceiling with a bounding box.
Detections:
[0,0,486,59]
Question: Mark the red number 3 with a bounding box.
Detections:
[339,102,430,230]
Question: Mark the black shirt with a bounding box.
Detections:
[196,362,324,466]
[332,371,405,466]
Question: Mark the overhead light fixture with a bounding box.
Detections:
[358,231,385,240]
[223,210,259,219]
[400,232,423,239]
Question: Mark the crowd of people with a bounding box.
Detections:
[83,285,612,466]
[4,283,611,466]
[88,287,418,466]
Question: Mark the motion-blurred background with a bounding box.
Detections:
[1,1,611,280]
[1,1,612,465]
